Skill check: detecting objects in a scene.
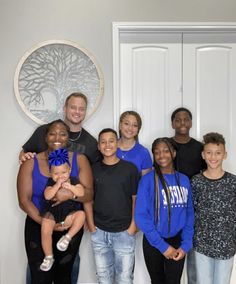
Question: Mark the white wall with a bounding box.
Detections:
[1,0,236,283]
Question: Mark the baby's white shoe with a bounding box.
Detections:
[57,234,71,251]
[40,255,54,271]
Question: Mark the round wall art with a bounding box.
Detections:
[14,39,104,124]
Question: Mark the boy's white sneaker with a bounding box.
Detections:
[40,255,54,271]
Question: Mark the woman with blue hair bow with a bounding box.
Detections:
[17,119,93,284]
[40,148,86,271]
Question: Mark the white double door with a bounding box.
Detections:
[118,30,236,284]
[119,31,236,173]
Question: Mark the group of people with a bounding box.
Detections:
[17,92,236,284]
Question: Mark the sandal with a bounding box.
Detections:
[56,234,71,251]
[40,255,54,271]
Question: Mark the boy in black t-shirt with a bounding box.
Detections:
[86,128,139,284]
[171,107,206,284]
[171,107,206,179]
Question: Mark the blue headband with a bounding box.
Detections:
[48,148,70,169]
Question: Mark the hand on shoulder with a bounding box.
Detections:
[19,150,36,164]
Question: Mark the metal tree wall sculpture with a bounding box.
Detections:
[14,40,104,124]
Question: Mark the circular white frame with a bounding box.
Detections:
[14,39,104,124]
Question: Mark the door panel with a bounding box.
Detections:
[183,33,236,172]
[120,33,182,150]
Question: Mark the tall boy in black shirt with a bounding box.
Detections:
[171,107,206,284]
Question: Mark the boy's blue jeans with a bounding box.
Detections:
[91,227,135,284]
[187,249,197,284]
[194,250,234,284]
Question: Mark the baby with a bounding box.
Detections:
[40,148,85,271]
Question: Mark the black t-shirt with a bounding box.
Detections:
[171,138,206,178]
[22,124,102,164]
[92,159,139,232]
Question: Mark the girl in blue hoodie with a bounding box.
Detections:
[135,137,194,284]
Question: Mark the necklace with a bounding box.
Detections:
[120,149,128,159]
[69,128,83,142]
[119,141,136,159]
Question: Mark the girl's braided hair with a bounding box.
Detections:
[152,137,182,232]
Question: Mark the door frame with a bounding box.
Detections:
[112,22,236,128]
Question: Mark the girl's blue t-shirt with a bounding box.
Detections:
[117,142,152,173]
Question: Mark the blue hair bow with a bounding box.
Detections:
[48,148,70,168]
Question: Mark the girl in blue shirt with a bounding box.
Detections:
[135,137,194,284]
[117,110,152,175]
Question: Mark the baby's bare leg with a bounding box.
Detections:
[41,217,56,256]
[64,211,85,238]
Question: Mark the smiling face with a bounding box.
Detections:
[50,163,71,183]
[64,96,87,127]
[172,110,192,136]
[202,143,227,170]
[46,121,69,151]
[153,141,176,173]
[98,131,118,158]
[119,114,140,140]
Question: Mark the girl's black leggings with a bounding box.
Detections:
[143,232,185,284]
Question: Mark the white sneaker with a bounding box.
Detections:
[40,255,54,271]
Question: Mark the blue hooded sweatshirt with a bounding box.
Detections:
[135,170,194,254]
